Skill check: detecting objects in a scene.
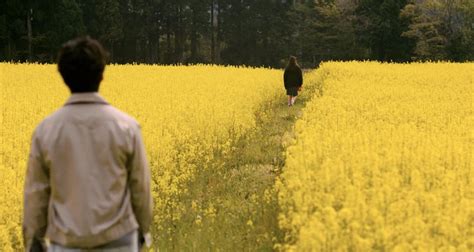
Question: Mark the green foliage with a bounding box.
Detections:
[219,0,291,66]
[96,0,123,48]
[401,3,447,60]
[288,1,365,66]
[401,0,474,61]
[355,0,413,61]
[0,0,472,64]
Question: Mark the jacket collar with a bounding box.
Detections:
[64,92,109,106]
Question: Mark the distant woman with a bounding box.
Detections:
[284,56,303,106]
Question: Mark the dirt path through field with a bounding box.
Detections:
[163,82,315,251]
[151,71,322,251]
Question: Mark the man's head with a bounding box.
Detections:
[58,36,107,93]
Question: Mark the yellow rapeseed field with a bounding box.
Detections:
[2,61,472,251]
[0,63,282,251]
[277,62,474,251]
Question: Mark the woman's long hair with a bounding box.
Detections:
[286,56,300,70]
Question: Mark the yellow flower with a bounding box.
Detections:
[0,63,283,251]
[277,61,474,251]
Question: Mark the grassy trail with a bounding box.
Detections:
[215,92,312,251]
[161,79,317,251]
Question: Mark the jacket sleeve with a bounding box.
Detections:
[128,124,153,236]
[283,69,288,89]
[298,68,303,86]
[23,127,50,251]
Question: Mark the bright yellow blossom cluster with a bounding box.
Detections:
[0,63,282,250]
[277,62,474,251]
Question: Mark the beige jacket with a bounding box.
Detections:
[23,93,153,250]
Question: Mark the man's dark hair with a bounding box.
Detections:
[58,36,108,93]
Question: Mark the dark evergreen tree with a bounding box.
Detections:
[0,0,471,64]
[355,0,413,61]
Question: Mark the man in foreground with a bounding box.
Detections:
[23,36,153,251]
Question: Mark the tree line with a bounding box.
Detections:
[1,0,473,68]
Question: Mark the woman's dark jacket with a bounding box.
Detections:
[284,66,303,89]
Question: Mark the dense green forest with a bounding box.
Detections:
[1,0,473,67]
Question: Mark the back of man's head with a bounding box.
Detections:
[58,36,107,93]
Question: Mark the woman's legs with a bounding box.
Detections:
[291,96,297,105]
[288,95,292,106]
